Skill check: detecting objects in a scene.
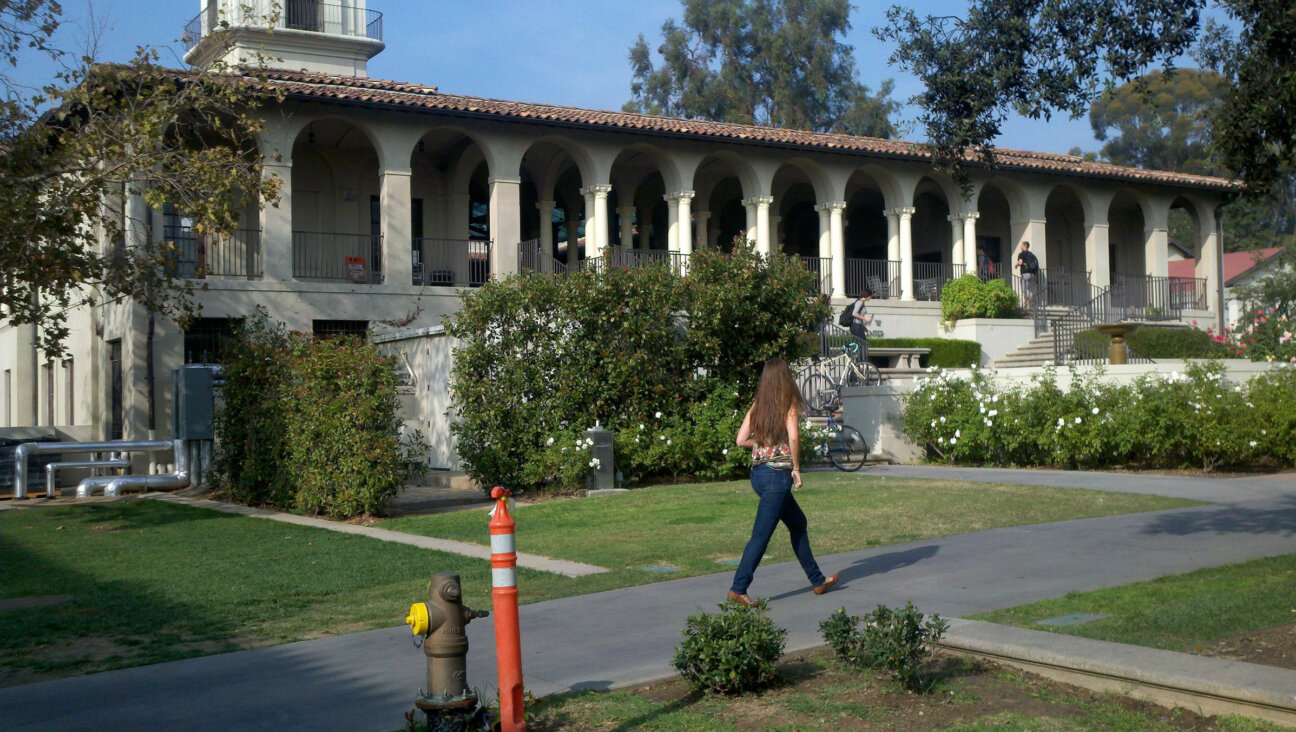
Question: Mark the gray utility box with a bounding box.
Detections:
[583,423,615,491]
[172,365,216,441]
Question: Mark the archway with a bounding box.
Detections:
[291,117,381,282]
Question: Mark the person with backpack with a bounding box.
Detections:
[837,289,873,346]
[1016,242,1040,307]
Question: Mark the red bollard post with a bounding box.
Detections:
[490,486,525,732]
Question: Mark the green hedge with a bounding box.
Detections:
[213,308,418,518]
[941,275,1018,322]
[872,338,982,369]
[1076,325,1236,359]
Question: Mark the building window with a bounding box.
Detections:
[312,320,369,340]
[63,358,74,425]
[109,339,123,440]
[185,318,240,363]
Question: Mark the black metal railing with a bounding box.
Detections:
[185,1,383,52]
[413,238,490,287]
[169,227,262,279]
[844,258,901,299]
[912,262,966,301]
[605,247,687,275]
[798,256,831,296]
[292,231,383,283]
[1111,273,1207,315]
[1050,287,1157,366]
[518,239,568,276]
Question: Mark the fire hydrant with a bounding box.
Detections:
[406,573,489,722]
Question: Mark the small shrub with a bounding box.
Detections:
[940,275,1018,322]
[672,599,787,695]
[1076,325,1235,359]
[819,603,949,693]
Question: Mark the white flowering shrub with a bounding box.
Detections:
[903,361,1296,471]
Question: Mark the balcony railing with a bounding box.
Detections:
[292,231,383,283]
[845,258,901,298]
[798,256,831,296]
[169,227,262,279]
[413,238,490,287]
[913,262,966,301]
[1111,273,1202,316]
[185,1,383,53]
[604,247,687,274]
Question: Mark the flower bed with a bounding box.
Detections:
[902,361,1296,471]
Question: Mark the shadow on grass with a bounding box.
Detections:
[1140,494,1296,537]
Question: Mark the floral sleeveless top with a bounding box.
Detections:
[751,443,794,470]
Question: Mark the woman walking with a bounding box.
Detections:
[727,359,839,606]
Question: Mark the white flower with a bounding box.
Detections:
[992,394,999,403]
[1057,417,1065,427]
[639,424,645,430]
[984,419,993,427]
[586,437,594,446]
[546,437,554,445]
[940,416,947,424]
[1249,441,1258,447]
[1074,417,1082,424]
[655,411,662,418]
[666,439,672,445]
[722,449,728,455]
[988,409,998,417]
[950,437,958,445]
[659,435,666,440]
[1262,429,1268,435]
[955,429,961,438]
[1091,407,1099,415]
[931,420,937,427]
[634,436,640,443]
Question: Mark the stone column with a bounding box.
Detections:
[886,209,900,263]
[260,161,293,281]
[1084,216,1111,289]
[948,213,965,268]
[693,210,710,250]
[536,200,556,254]
[665,193,681,253]
[1144,225,1169,279]
[744,198,758,245]
[828,201,847,298]
[489,177,521,277]
[815,204,831,262]
[896,207,916,300]
[963,211,980,271]
[1197,211,1223,331]
[616,205,635,249]
[676,191,694,256]
[379,167,412,286]
[1012,218,1048,270]
[579,187,597,261]
[745,196,774,255]
[591,185,611,259]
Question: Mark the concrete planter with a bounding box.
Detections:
[941,318,1037,366]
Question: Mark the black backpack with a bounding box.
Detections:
[837,303,854,327]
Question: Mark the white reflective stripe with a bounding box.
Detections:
[492,567,517,588]
[490,534,515,554]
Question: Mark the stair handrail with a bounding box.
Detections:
[1049,285,1155,366]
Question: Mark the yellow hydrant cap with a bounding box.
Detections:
[406,602,429,637]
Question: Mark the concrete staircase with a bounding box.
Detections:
[992,335,1057,368]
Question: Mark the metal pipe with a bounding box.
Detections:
[13,440,172,499]
[100,439,190,497]
[45,458,130,499]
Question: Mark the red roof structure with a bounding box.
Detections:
[1169,247,1285,284]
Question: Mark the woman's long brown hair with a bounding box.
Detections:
[749,358,806,447]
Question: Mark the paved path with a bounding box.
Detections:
[3,468,1296,731]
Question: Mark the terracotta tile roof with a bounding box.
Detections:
[258,69,1240,192]
[1169,247,1285,284]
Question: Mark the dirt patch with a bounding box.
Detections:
[1195,622,1296,670]
[529,649,1235,731]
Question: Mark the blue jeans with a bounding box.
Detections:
[730,464,827,595]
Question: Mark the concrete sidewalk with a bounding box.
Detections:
[3,469,1295,730]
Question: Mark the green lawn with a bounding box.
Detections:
[973,553,1296,652]
[0,473,1197,686]
[383,471,1200,604]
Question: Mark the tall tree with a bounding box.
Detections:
[1088,69,1295,252]
[626,0,900,138]
[876,0,1296,196]
[0,1,281,355]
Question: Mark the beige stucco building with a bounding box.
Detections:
[0,0,1237,464]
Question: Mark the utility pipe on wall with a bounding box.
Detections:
[12,439,172,499]
[44,456,129,499]
[96,439,190,497]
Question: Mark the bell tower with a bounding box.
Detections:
[183,0,385,77]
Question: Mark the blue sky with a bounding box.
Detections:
[11,0,1177,155]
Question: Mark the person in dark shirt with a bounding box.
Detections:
[1016,242,1040,306]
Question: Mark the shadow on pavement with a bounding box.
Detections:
[1141,495,1296,537]
[765,544,941,602]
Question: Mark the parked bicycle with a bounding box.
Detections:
[801,341,881,413]
[803,412,868,471]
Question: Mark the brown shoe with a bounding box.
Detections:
[726,590,758,607]
[813,573,840,595]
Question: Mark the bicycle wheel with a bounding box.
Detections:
[802,373,837,412]
[827,425,868,472]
